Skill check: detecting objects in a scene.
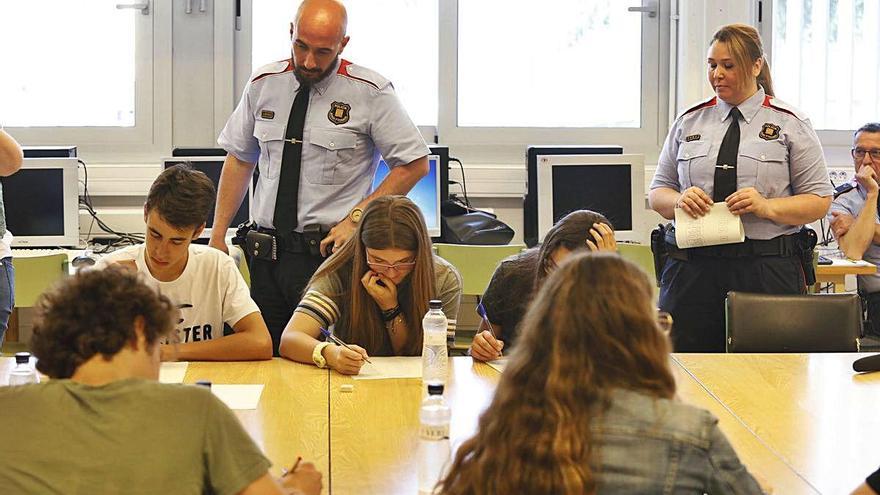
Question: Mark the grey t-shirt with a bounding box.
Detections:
[0,378,271,494]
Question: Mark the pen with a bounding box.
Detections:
[282,455,302,476]
[319,327,373,364]
[476,301,497,339]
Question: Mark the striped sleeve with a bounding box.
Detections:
[294,289,341,329]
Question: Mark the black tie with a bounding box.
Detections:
[273,86,310,232]
[713,107,741,202]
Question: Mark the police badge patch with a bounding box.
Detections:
[759,123,781,141]
[260,109,275,119]
[327,101,351,125]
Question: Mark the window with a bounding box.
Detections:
[457,0,642,128]
[0,0,160,155]
[251,0,438,127]
[770,0,880,130]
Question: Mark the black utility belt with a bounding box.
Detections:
[665,232,799,260]
[244,224,327,260]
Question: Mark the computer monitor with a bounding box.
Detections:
[536,154,647,244]
[371,154,444,238]
[162,157,253,239]
[2,158,80,247]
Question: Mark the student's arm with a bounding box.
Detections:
[706,422,766,494]
[279,311,369,375]
[166,312,272,361]
[0,129,23,176]
[238,465,323,495]
[470,320,504,362]
[209,154,256,254]
[361,270,411,354]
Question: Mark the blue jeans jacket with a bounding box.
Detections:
[0,257,13,347]
[592,389,763,494]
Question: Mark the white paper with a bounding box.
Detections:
[354,357,423,380]
[211,384,264,410]
[159,362,189,384]
[486,358,507,373]
[674,203,745,248]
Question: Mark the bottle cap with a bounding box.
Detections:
[14,352,31,365]
[428,300,442,310]
[427,383,444,395]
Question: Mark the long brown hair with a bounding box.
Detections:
[308,195,436,355]
[438,253,676,495]
[711,23,774,97]
[534,209,612,289]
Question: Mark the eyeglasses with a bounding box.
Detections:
[367,259,416,274]
[852,148,880,160]
[656,311,673,335]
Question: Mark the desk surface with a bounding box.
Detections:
[675,353,880,495]
[816,259,877,276]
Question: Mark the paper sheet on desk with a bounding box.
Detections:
[486,358,507,373]
[354,357,423,380]
[674,204,745,248]
[159,362,188,383]
[211,385,264,410]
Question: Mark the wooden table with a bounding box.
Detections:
[675,353,880,494]
[815,260,876,293]
[328,357,498,494]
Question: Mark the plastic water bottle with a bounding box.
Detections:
[422,299,448,387]
[418,383,451,494]
[8,352,39,386]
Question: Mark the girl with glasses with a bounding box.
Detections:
[438,253,764,495]
[279,196,462,374]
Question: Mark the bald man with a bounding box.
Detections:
[214,0,430,354]
[0,128,23,347]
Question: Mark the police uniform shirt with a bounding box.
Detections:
[652,87,832,240]
[828,183,880,293]
[219,58,430,231]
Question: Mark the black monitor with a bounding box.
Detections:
[2,158,80,247]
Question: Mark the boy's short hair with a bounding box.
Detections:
[145,163,216,229]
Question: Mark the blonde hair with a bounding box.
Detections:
[437,253,676,495]
[307,196,436,355]
[711,23,774,97]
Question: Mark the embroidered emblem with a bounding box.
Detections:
[327,101,351,125]
[759,123,781,141]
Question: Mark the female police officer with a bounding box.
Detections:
[649,24,832,352]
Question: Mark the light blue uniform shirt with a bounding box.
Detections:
[218,58,429,231]
[828,183,880,293]
[652,87,832,240]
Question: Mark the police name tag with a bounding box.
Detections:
[674,203,745,249]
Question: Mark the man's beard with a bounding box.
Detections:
[293,55,339,87]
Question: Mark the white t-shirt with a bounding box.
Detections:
[98,244,259,344]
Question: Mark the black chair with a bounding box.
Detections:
[726,291,862,352]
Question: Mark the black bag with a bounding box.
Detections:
[440,199,514,245]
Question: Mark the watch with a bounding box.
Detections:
[312,342,332,368]
[348,207,364,224]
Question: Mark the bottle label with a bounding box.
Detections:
[420,423,450,441]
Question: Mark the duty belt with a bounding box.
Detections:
[664,227,798,260]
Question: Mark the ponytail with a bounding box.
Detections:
[758,55,774,97]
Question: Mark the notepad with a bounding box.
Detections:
[486,358,507,373]
[211,384,264,410]
[159,362,189,383]
[354,357,423,380]
[674,203,745,248]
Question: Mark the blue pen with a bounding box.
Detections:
[476,301,497,339]
[320,327,372,364]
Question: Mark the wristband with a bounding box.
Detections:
[381,305,402,321]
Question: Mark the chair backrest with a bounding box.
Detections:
[12,254,68,308]
[433,243,525,295]
[726,291,862,352]
[617,243,656,286]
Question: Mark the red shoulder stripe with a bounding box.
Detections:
[337,59,380,90]
[251,59,293,83]
[683,97,717,116]
[762,95,797,118]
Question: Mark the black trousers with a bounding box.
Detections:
[658,254,805,353]
[250,250,325,356]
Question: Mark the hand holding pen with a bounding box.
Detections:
[279,456,323,495]
[319,327,371,375]
[471,301,504,362]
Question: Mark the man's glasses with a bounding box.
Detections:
[368,259,416,274]
[852,148,880,160]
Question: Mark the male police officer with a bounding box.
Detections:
[829,123,880,337]
[212,0,429,353]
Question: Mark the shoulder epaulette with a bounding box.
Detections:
[762,95,808,121]
[681,96,717,117]
[251,59,293,83]
[336,59,389,91]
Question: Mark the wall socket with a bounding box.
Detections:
[828,167,855,185]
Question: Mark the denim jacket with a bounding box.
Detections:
[591,389,763,494]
